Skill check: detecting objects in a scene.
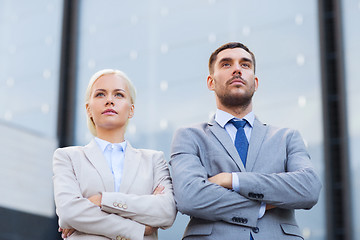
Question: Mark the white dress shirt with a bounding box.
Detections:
[95,137,126,192]
[215,109,265,218]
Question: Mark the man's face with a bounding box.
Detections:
[207,48,258,108]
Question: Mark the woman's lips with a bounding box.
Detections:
[102,109,118,115]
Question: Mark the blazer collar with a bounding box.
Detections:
[84,139,114,192]
[246,118,267,171]
[208,116,267,172]
[118,142,141,193]
[208,117,245,172]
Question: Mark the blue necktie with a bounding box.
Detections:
[230,119,249,167]
[230,119,253,240]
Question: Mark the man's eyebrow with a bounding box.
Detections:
[217,57,253,65]
[240,57,253,63]
[218,57,232,65]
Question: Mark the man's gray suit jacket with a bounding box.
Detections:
[170,117,322,240]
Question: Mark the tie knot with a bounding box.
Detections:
[230,119,247,129]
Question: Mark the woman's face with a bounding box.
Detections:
[86,73,134,133]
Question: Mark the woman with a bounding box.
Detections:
[53,69,176,240]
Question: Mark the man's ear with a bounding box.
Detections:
[254,76,259,91]
[207,75,215,91]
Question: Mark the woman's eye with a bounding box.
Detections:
[115,93,124,97]
[95,92,105,97]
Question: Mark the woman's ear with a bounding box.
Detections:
[86,103,92,118]
[128,104,135,119]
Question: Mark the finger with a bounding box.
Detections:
[153,184,165,195]
[151,227,159,234]
[64,229,73,238]
[63,229,69,238]
[159,185,165,193]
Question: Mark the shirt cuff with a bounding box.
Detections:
[258,202,266,219]
[232,172,240,192]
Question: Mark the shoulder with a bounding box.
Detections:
[135,147,164,158]
[173,121,210,138]
[54,145,85,153]
[132,147,168,170]
[52,146,87,170]
[255,119,302,142]
[53,145,88,159]
[171,122,214,154]
[127,143,165,160]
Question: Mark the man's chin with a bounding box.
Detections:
[221,98,251,108]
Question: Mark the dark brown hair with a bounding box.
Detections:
[208,42,256,74]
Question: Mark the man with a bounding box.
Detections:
[170,42,322,239]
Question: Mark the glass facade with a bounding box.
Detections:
[4,0,360,239]
[0,0,63,221]
[0,0,62,137]
[74,1,324,239]
[343,0,360,239]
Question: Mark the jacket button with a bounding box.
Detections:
[252,227,259,233]
[113,202,118,207]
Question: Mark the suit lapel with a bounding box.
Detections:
[119,142,141,193]
[83,140,114,192]
[246,118,267,171]
[208,118,246,172]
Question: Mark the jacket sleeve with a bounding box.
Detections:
[100,152,177,228]
[53,148,145,240]
[235,129,322,209]
[169,127,261,228]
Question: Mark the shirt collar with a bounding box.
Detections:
[94,137,127,152]
[215,109,255,128]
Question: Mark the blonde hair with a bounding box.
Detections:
[85,69,137,136]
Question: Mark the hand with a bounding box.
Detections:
[266,204,276,210]
[88,194,102,207]
[58,227,75,239]
[208,172,232,189]
[141,184,164,236]
[153,184,165,195]
[144,225,158,236]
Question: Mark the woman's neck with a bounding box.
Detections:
[96,128,125,143]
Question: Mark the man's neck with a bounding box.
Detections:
[217,102,253,119]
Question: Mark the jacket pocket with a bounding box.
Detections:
[183,219,214,237]
[280,223,304,239]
